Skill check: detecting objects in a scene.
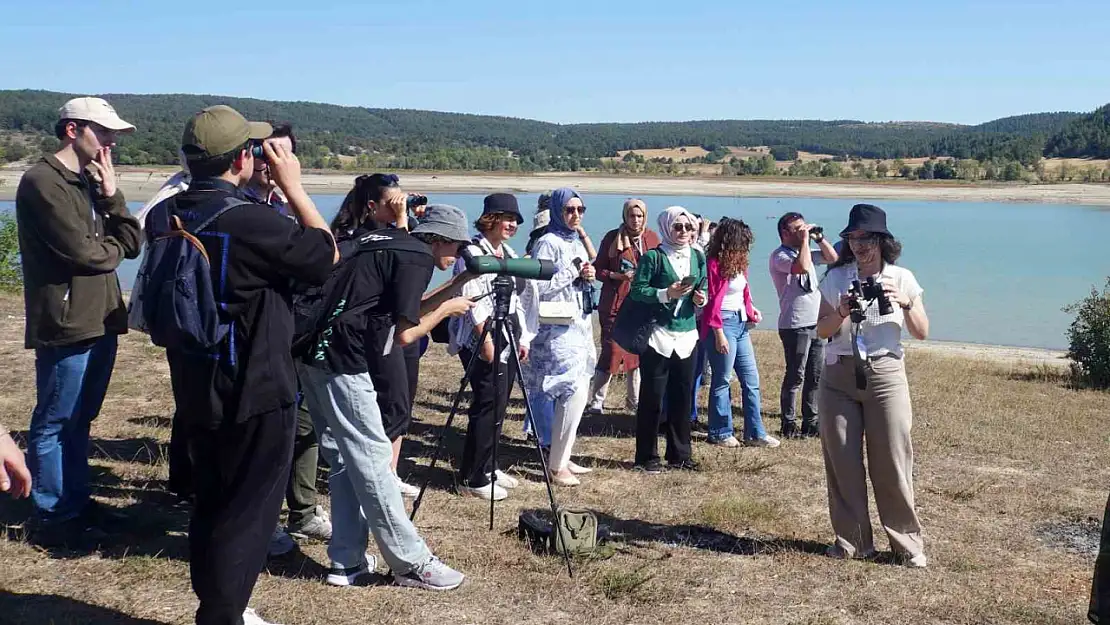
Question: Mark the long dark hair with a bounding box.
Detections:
[705,217,753,278]
[331,173,400,236]
[828,233,903,271]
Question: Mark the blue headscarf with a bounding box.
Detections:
[547,187,581,241]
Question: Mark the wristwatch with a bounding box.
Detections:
[900,299,914,311]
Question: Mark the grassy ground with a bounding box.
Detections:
[0,292,1105,625]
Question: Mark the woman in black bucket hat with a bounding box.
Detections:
[814,203,932,568]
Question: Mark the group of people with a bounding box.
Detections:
[2,95,1105,625]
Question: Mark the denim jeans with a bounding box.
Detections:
[523,390,554,447]
[28,334,118,522]
[706,312,766,442]
[689,339,708,422]
[297,365,432,573]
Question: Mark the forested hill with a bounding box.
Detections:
[1044,104,1110,159]
[0,89,1094,171]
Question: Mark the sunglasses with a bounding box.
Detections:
[846,233,881,244]
[672,223,696,233]
[564,206,587,215]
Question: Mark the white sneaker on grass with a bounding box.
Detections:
[288,506,332,542]
[744,435,781,448]
[326,553,379,587]
[243,607,283,625]
[460,482,508,501]
[488,469,519,489]
[393,556,465,590]
[395,475,422,499]
[906,553,928,568]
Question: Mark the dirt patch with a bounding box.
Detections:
[1035,517,1102,556]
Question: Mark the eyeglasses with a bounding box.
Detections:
[672,223,696,233]
[846,233,880,244]
[564,206,587,215]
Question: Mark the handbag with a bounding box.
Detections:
[538,300,576,326]
[612,249,662,355]
[517,507,599,555]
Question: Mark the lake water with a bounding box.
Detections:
[4,193,1107,350]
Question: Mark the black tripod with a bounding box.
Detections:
[410,274,574,577]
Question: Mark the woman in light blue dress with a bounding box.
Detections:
[525,187,597,486]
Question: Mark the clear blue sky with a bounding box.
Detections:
[3,0,1108,125]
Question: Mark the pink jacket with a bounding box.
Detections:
[700,257,760,339]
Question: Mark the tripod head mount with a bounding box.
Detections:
[490,275,516,321]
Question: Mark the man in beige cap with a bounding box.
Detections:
[153,105,336,625]
[15,96,142,549]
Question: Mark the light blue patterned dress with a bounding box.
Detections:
[523,232,597,403]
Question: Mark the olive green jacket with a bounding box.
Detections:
[15,155,142,349]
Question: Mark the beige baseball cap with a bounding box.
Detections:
[181,105,272,160]
[58,97,136,132]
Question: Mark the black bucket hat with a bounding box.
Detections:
[481,193,524,224]
[839,203,892,238]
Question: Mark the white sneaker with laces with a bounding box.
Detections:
[745,435,781,448]
[288,506,332,541]
[243,607,284,625]
[488,470,519,489]
[267,526,295,557]
[460,482,508,501]
[326,553,379,587]
[395,475,421,499]
[394,556,465,590]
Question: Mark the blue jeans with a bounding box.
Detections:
[297,365,432,573]
[690,339,708,422]
[706,312,766,442]
[28,334,118,522]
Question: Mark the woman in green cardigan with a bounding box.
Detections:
[629,206,707,473]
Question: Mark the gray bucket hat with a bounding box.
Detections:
[411,204,470,243]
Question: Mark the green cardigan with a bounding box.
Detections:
[628,248,706,332]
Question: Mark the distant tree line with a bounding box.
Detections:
[0,89,1106,173]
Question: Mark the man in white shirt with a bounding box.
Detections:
[768,212,838,438]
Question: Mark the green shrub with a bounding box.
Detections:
[1064,278,1110,389]
[0,213,21,292]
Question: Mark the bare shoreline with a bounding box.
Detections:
[3,168,1110,205]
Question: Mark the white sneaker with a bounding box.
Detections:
[906,553,928,568]
[395,475,421,499]
[487,469,519,489]
[268,526,295,557]
[744,435,781,448]
[460,482,508,501]
[288,506,332,541]
[394,556,465,591]
[709,435,741,448]
[243,607,284,625]
[326,553,378,587]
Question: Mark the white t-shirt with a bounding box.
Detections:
[819,263,923,362]
[720,273,748,322]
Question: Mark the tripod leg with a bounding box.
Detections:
[489,316,506,531]
[506,331,575,579]
[410,321,493,524]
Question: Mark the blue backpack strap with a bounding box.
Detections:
[186,195,252,234]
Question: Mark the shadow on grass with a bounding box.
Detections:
[517,508,827,558]
[0,591,169,625]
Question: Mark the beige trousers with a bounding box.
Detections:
[819,356,923,558]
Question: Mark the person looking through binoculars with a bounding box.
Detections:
[815,203,930,568]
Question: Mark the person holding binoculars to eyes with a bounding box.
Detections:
[770,211,839,439]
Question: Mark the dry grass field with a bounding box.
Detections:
[0,292,1106,625]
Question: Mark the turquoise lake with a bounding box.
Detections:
[4,193,1106,350]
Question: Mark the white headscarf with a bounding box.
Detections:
[658,205,697,257]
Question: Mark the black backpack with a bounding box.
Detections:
[292,229,430,361]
